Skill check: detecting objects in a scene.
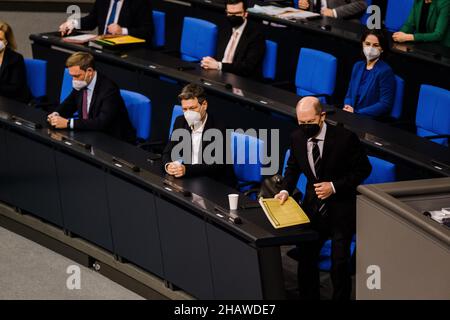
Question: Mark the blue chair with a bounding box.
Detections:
[263,40,278,80]
[318,156,396,271]
[360,0,372,25]
[24,58,47,100]
[416,85,450,146]
[390,75,405,120]
[282,149,307,201]
[231,132,264,194]
[120,90,152,141]
[152,10,166,48]
[180,17,218,62]
[385,0,415,32]
[168,105,184,138]
[60,68,73,103]
[295,48,337,103]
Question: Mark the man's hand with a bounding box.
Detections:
[59,21,74,36]
[298,0,310,10]
[314,182,334,200]
[274,191,289,205]
[107,23,123,35]
[165,162,186,178]
[49,115,69,129]
[201,56,220,70]
[321,8,335,17]
[343,105,354,113]
[392,32,414,43]
[47,112,60,122]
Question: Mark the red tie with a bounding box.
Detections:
[82,89,88,120]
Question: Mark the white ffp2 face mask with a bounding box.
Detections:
[184,110,202,127]
[0,41,6,52]
[72,72,90,91]
[363,46,381,61]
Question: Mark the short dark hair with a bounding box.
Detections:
[360,28,389,59]
[66,52,95,71]
[178,83,207,104]
[226,0,248,11]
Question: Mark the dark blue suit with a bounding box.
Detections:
[344,60,396,117]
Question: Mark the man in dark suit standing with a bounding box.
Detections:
[59,0,154,42]
[47,52,136,143]
[163,84,236,187]
[275,96,371,300]
[200,0,265,78]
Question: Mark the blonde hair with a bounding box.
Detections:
[66,52,95,71]
[0,21,17,51]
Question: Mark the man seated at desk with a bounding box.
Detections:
[59,0,154,42]
[200,0,266,79]
[47,52,136,143]
[297,0,368,19]
[163,83,237,187]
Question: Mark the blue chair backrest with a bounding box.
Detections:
[60,68,73,103]
[152,10,166,48]
[120,90,152,141]
[231,132,264,184]
[168,105,184,138]
[263,40,278,80]
[364,156,396,185]
[282,149,307,198]
[385,0,415,32]
[360,0,372,25]
[180,17,218,62]
[390,75,405,120]
[24,58,47,99]
[416,84,450,146]
[295,48,337,101]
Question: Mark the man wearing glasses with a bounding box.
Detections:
[200,0,266,79]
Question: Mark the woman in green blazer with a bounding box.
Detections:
[392,0,450,47]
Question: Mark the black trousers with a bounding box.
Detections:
[297,214,354,300]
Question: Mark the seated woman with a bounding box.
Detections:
[343,29,396,118]
[0,21,32,103]
[393,0,450,47]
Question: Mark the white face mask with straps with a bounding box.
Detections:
[0,41,6,52]
[184,110,202,128]
[363,46,381,61]
[72,72,90,91]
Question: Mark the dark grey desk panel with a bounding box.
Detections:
[0,126,12,205]
[55,151,114,251]
[155,196,215,299]
[4,129,63,226]
[106,173,164,277]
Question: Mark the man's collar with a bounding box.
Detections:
[87,72,97,91]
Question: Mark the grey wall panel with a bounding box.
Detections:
[0,127,12,205]
[107,173,164,277]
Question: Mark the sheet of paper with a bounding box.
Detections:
[63,34,97,42]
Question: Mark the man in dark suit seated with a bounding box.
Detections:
[47,52,136,143]
[275,96,371,300]
[59,0,154,42]
[162,84,237,187]
[200,0,265,79]
[298,0,368,19]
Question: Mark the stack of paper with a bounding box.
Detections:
[248,5,320,19]
[259,197,310,229]
[62,34,98,44]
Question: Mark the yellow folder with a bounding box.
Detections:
[96,35,146,46]
[259,197,310,229]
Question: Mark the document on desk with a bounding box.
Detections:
[259,197,310,229]
[248,5,320,19]
[62,34,98,44]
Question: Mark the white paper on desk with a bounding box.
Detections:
[278,10,320,19]
[248,5,296,16]
[429,210,450,223]
[62,34,97,43]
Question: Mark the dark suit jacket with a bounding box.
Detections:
[216,22,265,79]
[162,114,237,188]
[0,48,32,103]
[56,72,136,143]
[282,124,371,233]
[80,0,154,42]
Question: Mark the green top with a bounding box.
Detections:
[401,0,450,47]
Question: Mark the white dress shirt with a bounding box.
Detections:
[70,0,128,35]
[219,19,248,70]
[70,72,97,129]
[191,114,208,165]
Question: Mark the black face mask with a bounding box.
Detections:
[227,15,244,28]
[299,123,321,139]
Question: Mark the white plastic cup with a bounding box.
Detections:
[228,194,239,211]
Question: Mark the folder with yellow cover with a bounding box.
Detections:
[89,35,146,49]
[259,197,310,229]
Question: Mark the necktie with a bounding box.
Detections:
[313,0,322,13]
[81,89,88,120]
[223,31,239,63]
[105,0,120,34]
[311,138,327,216]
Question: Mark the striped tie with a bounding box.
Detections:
[312,138,327,216]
